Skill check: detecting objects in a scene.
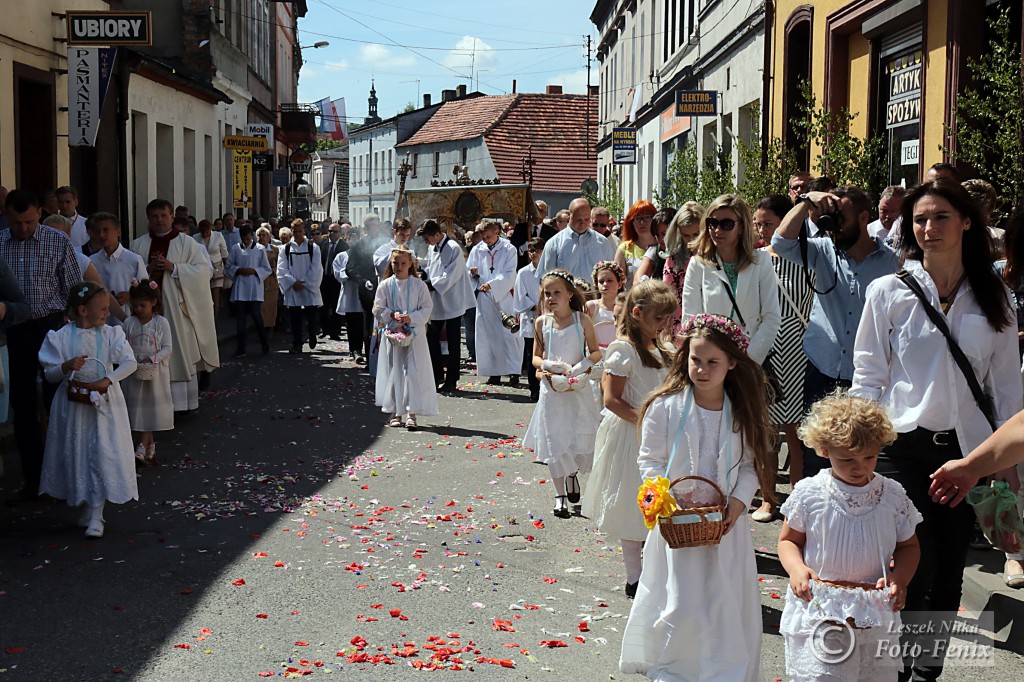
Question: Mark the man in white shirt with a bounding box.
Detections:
[88,213,147,324]
[373,218,414,278]
[536,197,615,282]
[867,185,906,241]
[226,225,272,356]
[56,185,89,247]
[418,219,474,393]
[277,221,323,353]
[467,220,523,385]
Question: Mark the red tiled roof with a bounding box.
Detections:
[485,93,598,194]
[397,95,517,147]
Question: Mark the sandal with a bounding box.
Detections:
[405,415,418,430]
[553,495,571,519]
[388,416,403,428]
[145,443,156,462]
[566,473,581,504]
[134,444,147,463]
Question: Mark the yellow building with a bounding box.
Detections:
[769,0,1019,187]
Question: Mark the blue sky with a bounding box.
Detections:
[296,0,597,123]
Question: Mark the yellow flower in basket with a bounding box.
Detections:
[637,476,680,530]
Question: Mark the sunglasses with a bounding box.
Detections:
[705,217,737,232]
[591,222,609,228]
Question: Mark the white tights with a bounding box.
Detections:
[622,539,644,584]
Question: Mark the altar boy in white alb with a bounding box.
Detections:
[225,225,272,357]
[277,219,323,353]
[466,220,523,385]
[418,219,475,393]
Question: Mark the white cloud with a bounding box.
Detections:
[443,36,496,72]
[548,69,589,94]
[358,44,415,69]
[323,59,350,72]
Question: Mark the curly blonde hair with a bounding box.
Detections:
[798,389,896,453]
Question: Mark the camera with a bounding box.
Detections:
[816,211,843,233]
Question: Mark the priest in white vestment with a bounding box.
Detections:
[466,221,523,384]
[130,199,219,411]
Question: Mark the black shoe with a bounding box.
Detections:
[355,355,367,365]
[566,473,581,504]
[289,346,302,354]
[508,375,520,387]
[439,383,459,395]
[625,581,638,599]
[486,376,502,385]
[309,338,317,350]
[232,350,247,358]
[553,495,571,519]
[969,526,992,550]
[529,389,539,402]
[262,344,271,355]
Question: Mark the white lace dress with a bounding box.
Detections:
[780,471,923,681]
[582,340,668,541]
[121,315,174,432]
[522,313,600,478]
[38,323,139,507]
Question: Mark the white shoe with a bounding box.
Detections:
[85,519,105,538]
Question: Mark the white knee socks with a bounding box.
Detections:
[622,539,644,584]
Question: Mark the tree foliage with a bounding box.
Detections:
[947,6,1024,209]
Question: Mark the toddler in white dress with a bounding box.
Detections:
[779,390,923,681]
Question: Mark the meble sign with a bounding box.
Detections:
[66,11,152,46]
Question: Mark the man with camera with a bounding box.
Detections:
[771,186,900,477]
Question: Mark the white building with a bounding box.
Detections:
[592,0,766,211]
[311,145,349,222]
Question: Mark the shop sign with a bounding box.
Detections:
[253,153,272,172]
[886,58,921,129]
[660,106,691,143]
[66,11,152,46]
[233,151,253,208]
[612,127,637,165]
[67,46,116,147]
[289,149,312,173]
[245,122,275,149]
[223,135,270,151]
[901,140,920,167]
[675,90,718,116]
[271,169,290,187]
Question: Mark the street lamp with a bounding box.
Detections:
[300,41,330,50]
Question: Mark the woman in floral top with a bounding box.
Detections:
[661,202,704,338]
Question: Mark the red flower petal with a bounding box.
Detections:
[543,577,557,584]
[231,579,246,586]
[295,641,309,646]
[256,613,269,619]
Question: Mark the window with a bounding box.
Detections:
[460,147,467,166]
[432,151,440,177]
[388,149,393,182]
[412,152,418,178]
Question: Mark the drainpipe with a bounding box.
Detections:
[761,0,774,170]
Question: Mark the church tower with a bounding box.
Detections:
[364,80,381,125]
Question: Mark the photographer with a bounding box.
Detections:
[771,186,899,477]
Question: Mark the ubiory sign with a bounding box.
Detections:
[66,11,152,47]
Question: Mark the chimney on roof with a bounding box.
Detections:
[456,84,467,98]
[423,93,432,107]
[588,85,599,96]
[512,79,517,93]
[545,85,563,95]
[441,89,457,101]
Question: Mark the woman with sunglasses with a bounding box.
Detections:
[681,194,781,365]
[614,200,658,289]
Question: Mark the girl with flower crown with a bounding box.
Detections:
[38,281,139,538]
[372,246,437,430]
[619,313,774,681]
[121,279,173,463]
[522,269,602,519]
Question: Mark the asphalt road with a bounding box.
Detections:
[1,333,1022,680]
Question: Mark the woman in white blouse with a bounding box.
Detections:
[851,179,1022,680]
[195,219,229,317]
[681,194,781,364]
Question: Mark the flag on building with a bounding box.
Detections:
[317,97,348,142]
[331,98,348,141]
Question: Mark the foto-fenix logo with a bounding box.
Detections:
[809,619,857,665]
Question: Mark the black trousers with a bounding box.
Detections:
[361,302,374,357]
[345,311,365,356]
[6,312,63,489]
[523,338,539,393]
[876,428,974,682]
[320,284,342,337]
[426,315,462,387]
[800,361,851,478]
[288,306,319,349]
[236,301,268,352]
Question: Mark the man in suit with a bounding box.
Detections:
[319,222,348,340]
[511,200,556,269]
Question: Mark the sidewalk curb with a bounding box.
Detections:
[961,550,1024,653]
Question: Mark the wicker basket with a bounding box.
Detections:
[658,476,727,548]
[385,326,414,347]
[541,368,591,393]
[67,358,108,405]
[130,333,158,381]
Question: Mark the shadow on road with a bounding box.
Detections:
[0,340,386,679]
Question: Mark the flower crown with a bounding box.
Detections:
[681,314,749,354]
[542,269,576,290]
[592,260,625,284]
[130,279,160,291]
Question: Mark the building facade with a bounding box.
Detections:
[592,0,766,213]
[311,145,349,223]
[769,0,1020,189]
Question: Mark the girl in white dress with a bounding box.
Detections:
[779,390,922,682]
[38,282,138,538]
[619,314,774,681]
[121,279,174,463]
[523,269,602,519]
[373,246,437,430]
[587,261,626,408]
[582,280,677,598]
